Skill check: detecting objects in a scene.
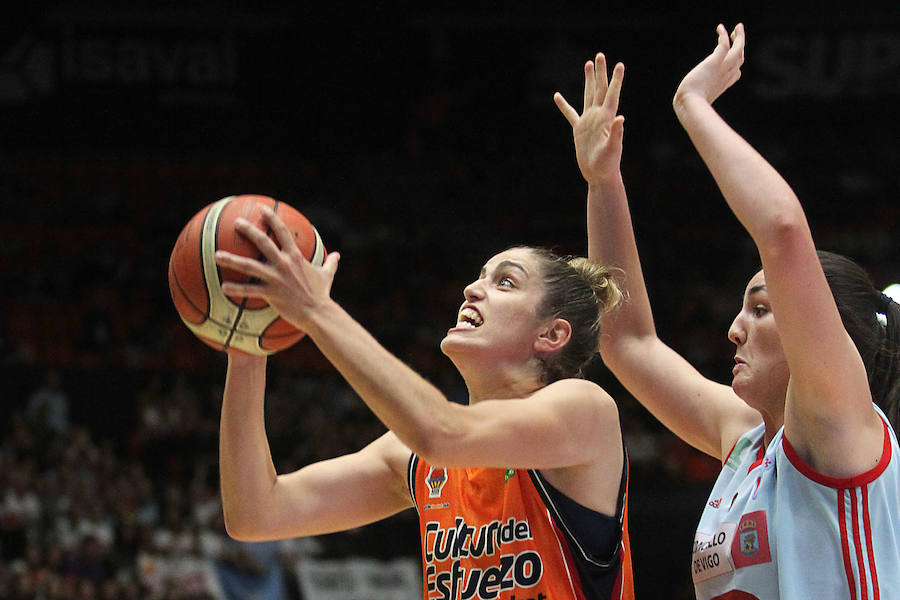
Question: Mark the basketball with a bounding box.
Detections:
[167,194,326,355]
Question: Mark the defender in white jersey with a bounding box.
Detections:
[557,22,900,598]
[693,407,900,598]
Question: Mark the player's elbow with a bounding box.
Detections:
[411,428,453,467]
[222,505,273,542]
[222,509,256,541]
[412,407,468,467]
[756,202,810,255]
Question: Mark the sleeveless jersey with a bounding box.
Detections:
[692,405,900,599]
[408,456,634,600]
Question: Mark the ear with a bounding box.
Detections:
[534,318,572,357]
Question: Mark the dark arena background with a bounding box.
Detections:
[1,3,898,599]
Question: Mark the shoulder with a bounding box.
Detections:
[536,379,622,441]
[364,432,414,480]
[540,378,618,414]
[537,380,625,512]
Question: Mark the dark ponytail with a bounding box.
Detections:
[818,251,900,430]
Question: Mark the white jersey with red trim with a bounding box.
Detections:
[692,405,900,599]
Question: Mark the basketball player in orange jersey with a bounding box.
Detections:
[213,55,634,600]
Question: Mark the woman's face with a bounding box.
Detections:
[440,248,549,365]
[727,270,790,410]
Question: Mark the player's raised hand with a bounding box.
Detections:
[554,53,625,186]
[674,23,745,109]
[215,206,340,331]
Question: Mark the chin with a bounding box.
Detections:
[732,379,765,413]
[731,377,750,401]
[440,334,485,367]
[439,334,467,358]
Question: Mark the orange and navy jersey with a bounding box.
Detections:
[407,455,634,600]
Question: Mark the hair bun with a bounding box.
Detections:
[568,257,624,315]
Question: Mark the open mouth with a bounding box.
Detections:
[456,307,483,329]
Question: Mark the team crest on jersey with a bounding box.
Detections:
[740,520,759,556]
[731,510,772,568]
[426,466,448,499]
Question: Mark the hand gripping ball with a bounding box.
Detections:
[167,194,325,355]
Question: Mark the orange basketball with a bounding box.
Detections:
[167,194,326,355]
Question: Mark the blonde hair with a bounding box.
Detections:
[568,256,624,326]
[527,248,623,383]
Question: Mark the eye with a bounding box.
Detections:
[752,305,768,318]
[498,277,515,288]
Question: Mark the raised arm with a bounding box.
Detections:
[556,53,759,460]
[672,24,882,476]
[218,351,413,541]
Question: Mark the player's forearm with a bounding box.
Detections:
[219,353,279,538]
[673,93,806,251]
[303,298,452,458]
[586,173,657,347]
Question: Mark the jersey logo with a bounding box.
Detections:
[426,466,448,499]
[731,510,772,569]
[725,438,754,471]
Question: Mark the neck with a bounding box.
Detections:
[458,361,545,404]
[762,421,782,449]
[755,402,785,449]
[737,378,789,449]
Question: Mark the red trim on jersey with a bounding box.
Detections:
[710,592,761,600]
[722,440,738,466]
[838,489,858,600]
[862,485,880,600]
[783,419,891,488]
[850,488,869,600]
[746,443,766,472]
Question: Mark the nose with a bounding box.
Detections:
[728,312,746,346]
[463,278,485,302]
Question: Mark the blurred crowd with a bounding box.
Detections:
[0,364,420,599]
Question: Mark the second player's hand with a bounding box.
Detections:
[555,52,625,186]
[674,23,745,111]
[214,206,341,332]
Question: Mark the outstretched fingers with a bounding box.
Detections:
[555,52,622,124]
[215,250,270,279]
[554,92,579,125]
[232,216,282,265]
[603,62,625,118]
[582,59,595,111]
[593,53,609,108]
[610,114,625,146]
[716,23,730,51]
[261,206,306,262]
[214,251,274,299]
[322,251,341,280]
[726,23,745,66]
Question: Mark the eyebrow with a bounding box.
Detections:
[480,260,529,278]
[746,284,767,298]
